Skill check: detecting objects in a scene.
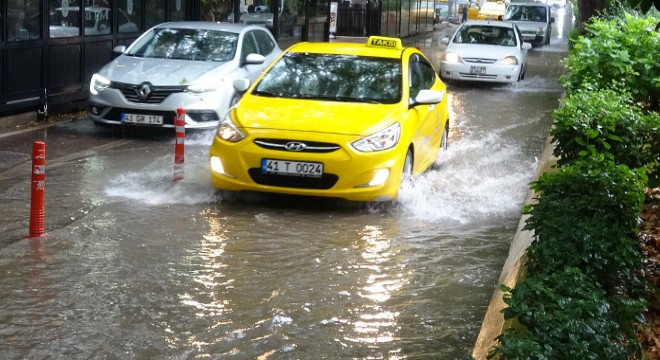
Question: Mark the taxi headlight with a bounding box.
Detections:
[216,112,245,142]
[90,74,110,95]
[442,52,460,64]
[352,122,400,152]
[500,56,518,65]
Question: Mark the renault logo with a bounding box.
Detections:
[284,142,307,151]
[137,83,152,100]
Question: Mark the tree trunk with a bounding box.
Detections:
[577,0,607,34]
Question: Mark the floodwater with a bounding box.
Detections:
[0,10,570,360]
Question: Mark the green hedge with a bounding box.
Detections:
[486,12,659,360]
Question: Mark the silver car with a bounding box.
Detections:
[88,22,282,129]
[504,2,554,46]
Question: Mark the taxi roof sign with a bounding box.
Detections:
[366,36,403,50]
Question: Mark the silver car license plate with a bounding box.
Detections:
[470,66,486,75]
[121,113,163,125]
[261,159,323,178]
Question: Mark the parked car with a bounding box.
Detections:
[88,22,282,129]
[504,1,553,46]
[477,1,507,20]
[209,36,450,202]
[439,20,532,83]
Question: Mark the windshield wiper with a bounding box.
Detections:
[252,90,278,97]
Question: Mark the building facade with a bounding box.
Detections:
[1,0,434,117]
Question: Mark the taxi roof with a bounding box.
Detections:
[283,36,410,59]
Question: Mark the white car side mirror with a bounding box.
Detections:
[244,53,266,65]
[233,78,251,92]
[522,42,533,50]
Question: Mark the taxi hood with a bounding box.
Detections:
[235,97,400,136]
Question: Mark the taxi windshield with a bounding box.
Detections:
[253,53,402,104]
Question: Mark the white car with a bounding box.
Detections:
[88,22,282,129]
[439,20,532,83]
[504,2,554,46]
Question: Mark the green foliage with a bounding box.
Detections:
[488,267,643,360]
[523,158,647,293]
[550,88,660,176]
[560,13,660,111]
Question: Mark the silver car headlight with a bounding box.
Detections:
[187,80,219,94]
[90,74,110,95]
[352,122,401,152]
[536,27,545,36]
[216,111,245,142]
[442,52,461,64]
[500,56,519,65]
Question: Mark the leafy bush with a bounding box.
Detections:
[550,88,660,174]
[560,13,660,111]
[488,267,644,360]
[522,158,647,293]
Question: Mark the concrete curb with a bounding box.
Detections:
[471,135,558,359]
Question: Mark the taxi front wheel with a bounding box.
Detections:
[401,149,413,185]
[441,124,449,151]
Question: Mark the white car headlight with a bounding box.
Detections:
[442,52,461,64]
[500,56,518,65]
[90,74,110,95]
[536,27,545,35]
[216,112,245,142]
[352,123,401,152]
[187,80,219,94]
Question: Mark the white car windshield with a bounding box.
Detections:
[453,25,516,46]
[253,53,402,104]
[126,28,238,62]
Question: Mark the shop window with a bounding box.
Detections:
[84,1,111,36]
[145,0,165,29]
[8,0,42,41]
[49,0,81,38]
[118,0,142,33]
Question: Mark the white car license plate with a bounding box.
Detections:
[470,66,486,75]
[261,159,323,178]
[121,113,163,125]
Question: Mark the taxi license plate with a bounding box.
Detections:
[470,66,486,75]
[261,159,323,178]
[121,113,163,125]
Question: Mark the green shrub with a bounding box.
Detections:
[523,158,646,293]
[488,267,644,360]
[560,13,660,111]
[550,88,660,174]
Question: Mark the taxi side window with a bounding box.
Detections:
[241,31,258,63]
[409,54,436,98]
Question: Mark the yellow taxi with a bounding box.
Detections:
[477,1,507,20]
[465,1,481,20]
[209,36,450,202]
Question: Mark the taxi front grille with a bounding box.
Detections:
[254,139,341,153]
[112,82,186,104]
[248,169,339,189]
[462,57,497,64]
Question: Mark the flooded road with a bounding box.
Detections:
[0,9,571,359]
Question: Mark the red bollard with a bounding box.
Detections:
[29,141,46,238]
[173,108,185,183]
